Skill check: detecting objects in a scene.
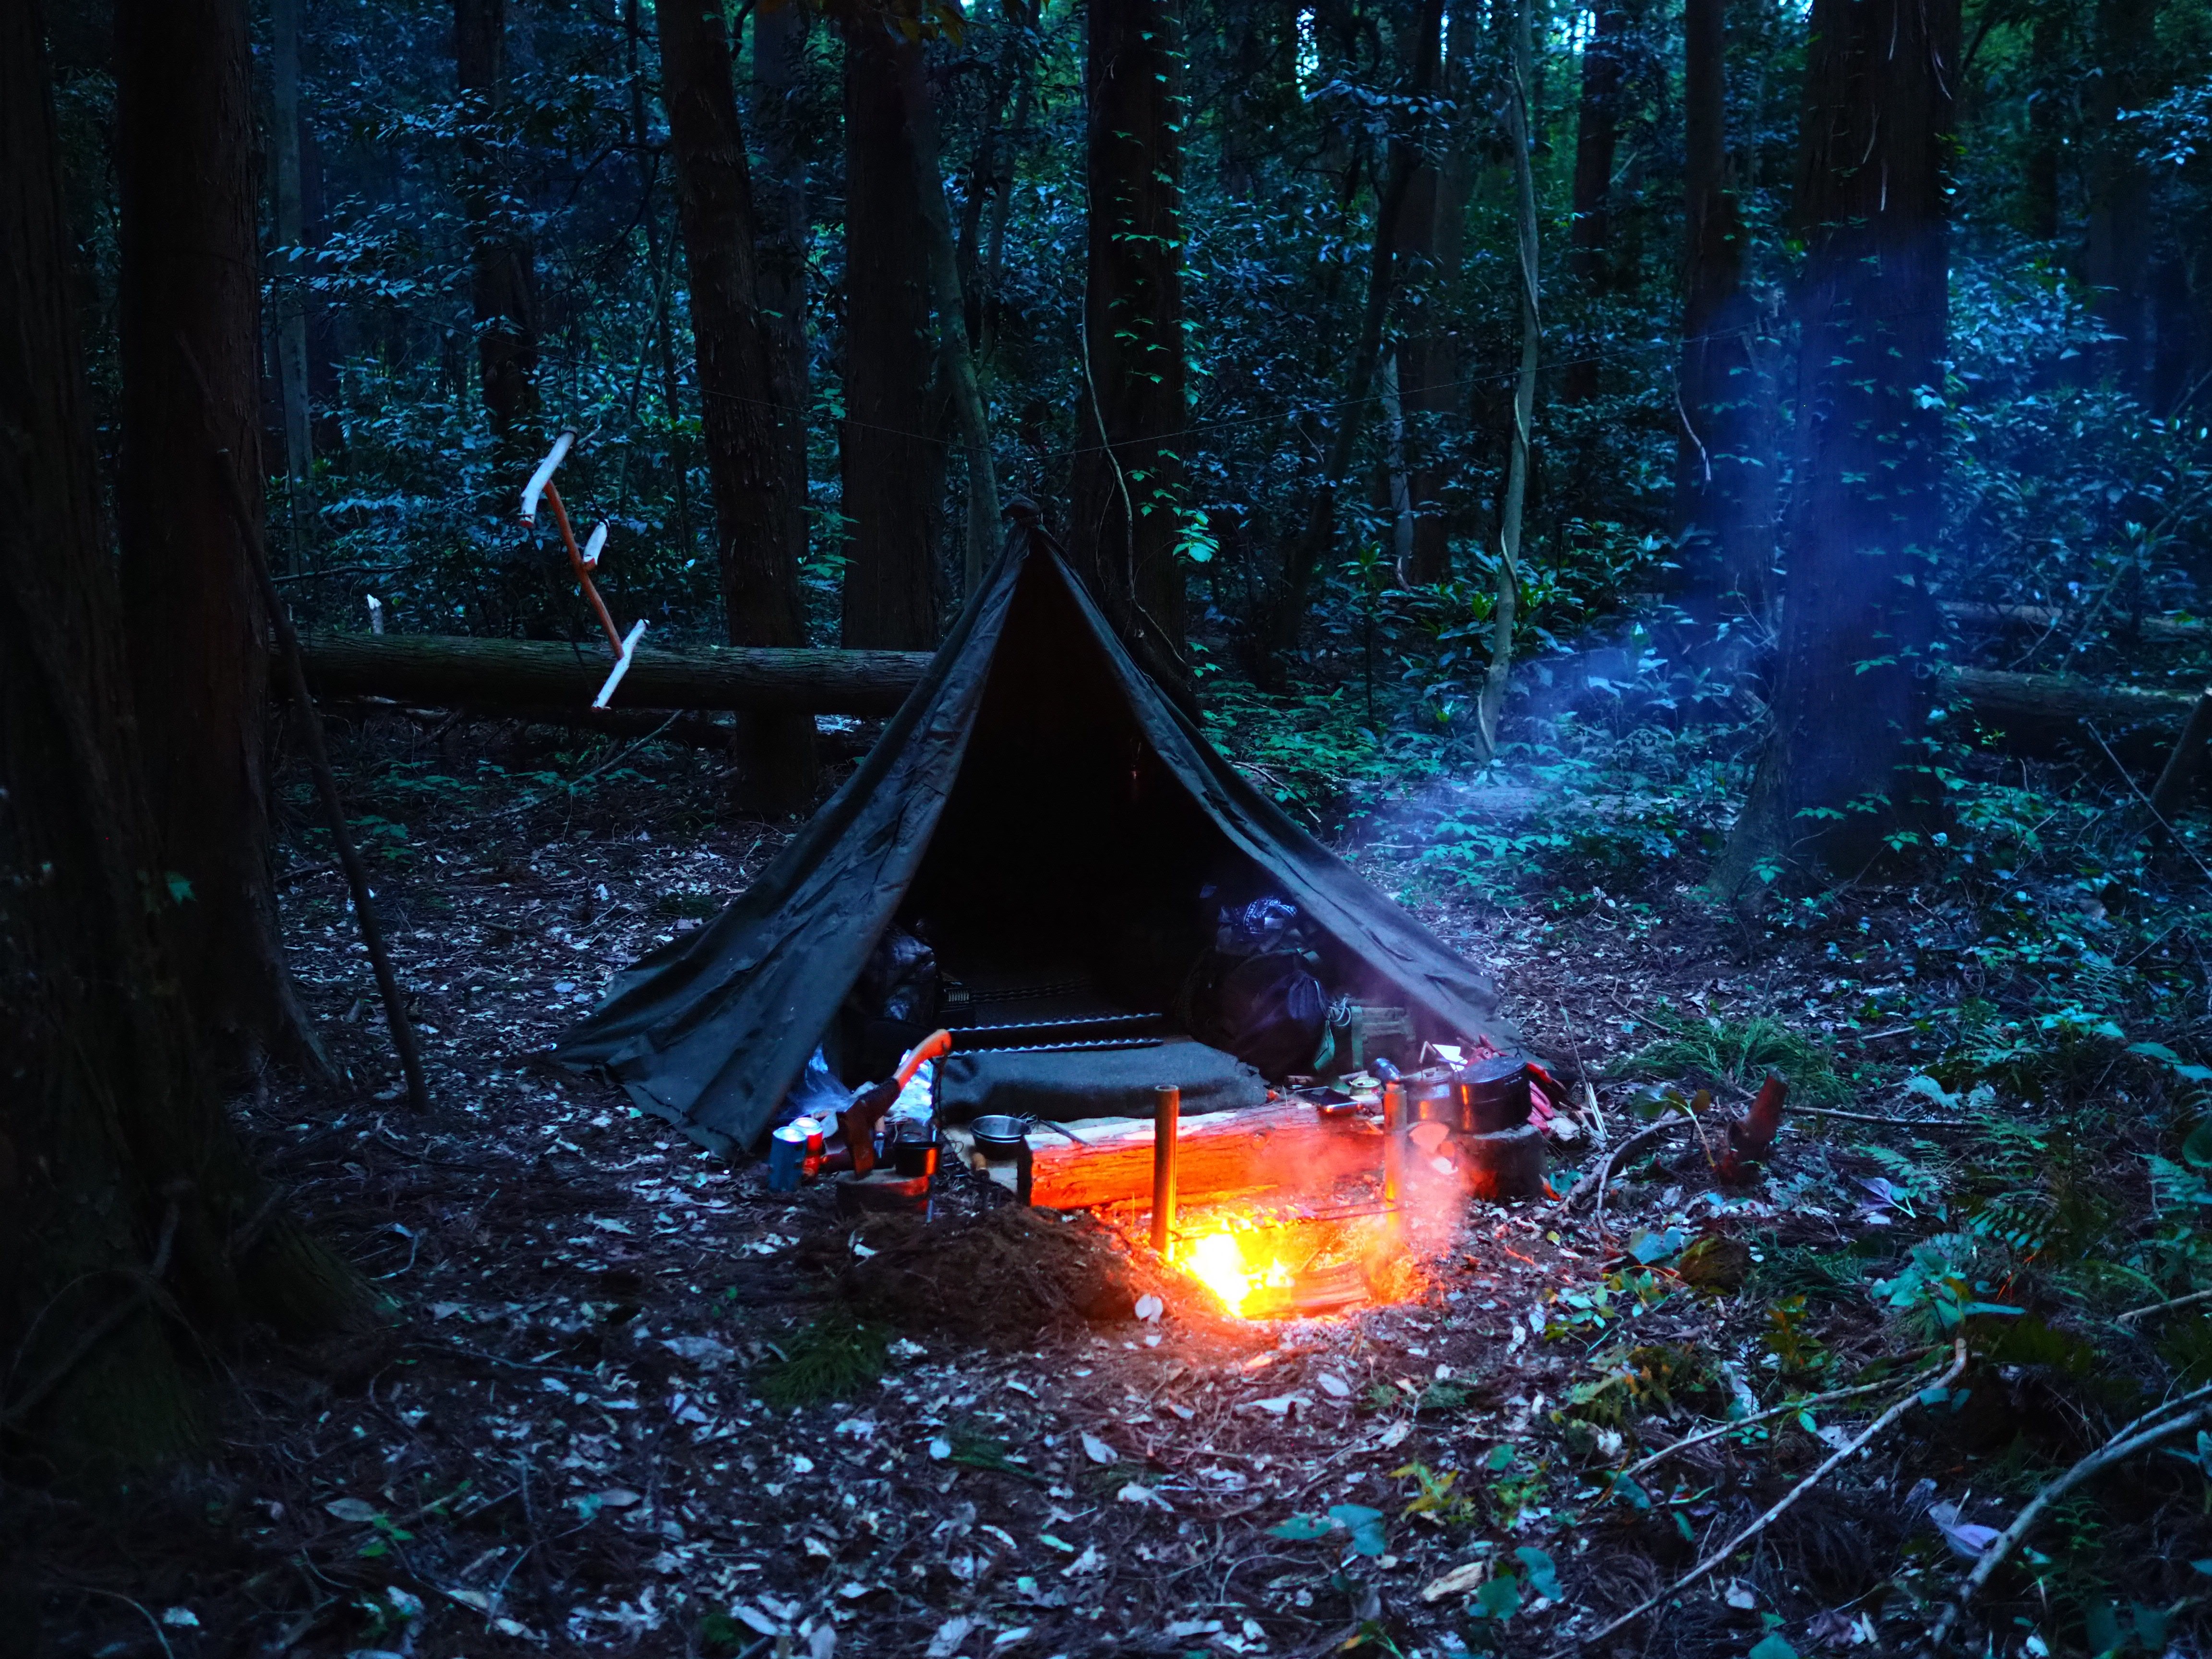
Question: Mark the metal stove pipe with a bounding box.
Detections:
[1151,1084,1179,1253]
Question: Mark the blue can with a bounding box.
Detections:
[767,1122,809,1191]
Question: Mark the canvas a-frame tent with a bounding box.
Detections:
[556,518,1517,1156]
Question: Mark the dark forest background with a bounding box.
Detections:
[39,0,2212,809]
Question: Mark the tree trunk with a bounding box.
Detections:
[1392,1,1448,587]
[750,0,812,579]
[1070,0,1193,708]
[1672,0,1771,610]
[976,39,1037,371]
[2021,1,2066,241]
[1477,0,1543,760]
[454,0,539,453]
[1261,0,1444,674]
[1560,0,1629,402]
[1404,0,1477,587]
[625,0,695,559]
[659,0,817,812]
[1720,0,1958,882]
[115,0,319,1070]
[1380,352,1415,577]
[3,0,361,1474]
[901,37,1002,602]
[269,0,313,571]
[839,20,942,651]
[2085,0,2157,391]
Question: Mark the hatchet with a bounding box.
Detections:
[837,1028,953,1177]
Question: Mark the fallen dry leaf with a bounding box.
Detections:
[1421,1559,1492,1603]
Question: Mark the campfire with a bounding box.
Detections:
[1150,1185,1451,1318]
[982,1059,1558,1321]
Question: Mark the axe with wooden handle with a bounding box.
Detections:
[837,1029,953,1177]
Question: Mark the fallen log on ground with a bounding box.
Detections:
[288,636,2200,756]
[308,697,879,763]
[1943,666,2201,745]
[1942,600,2210,644]
[289,632,934,716]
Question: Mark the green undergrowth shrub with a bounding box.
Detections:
[756,1311,888,1409]
[1609,1004,1850,1103]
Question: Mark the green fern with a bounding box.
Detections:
[1609,1004,1848,1103]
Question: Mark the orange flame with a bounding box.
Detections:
[1178,1228,1295,1317]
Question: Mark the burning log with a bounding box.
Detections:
[950,1101,1384,1212]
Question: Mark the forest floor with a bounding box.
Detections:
[23,709,2212,1659]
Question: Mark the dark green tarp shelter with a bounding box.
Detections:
[556,518,1515,1155]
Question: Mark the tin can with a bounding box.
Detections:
[768,1121,811,1191]
[893,1121,938,1178]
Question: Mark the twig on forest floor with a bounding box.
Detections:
[1555,1002,1607,1144]
[403,1339,596,1380]
[1620,1368,1919,1482]
[1815,1108,1964,1131]
[373,1127,492,1174]
[479,710,685,821]
[2114,1284,2212,1324]
[1549,1339,1970,1658]
[1563,1112,1686,1211]
[51,1587,176,1659]
[1926,1382,2212,1649]
[2086,725,2212,882]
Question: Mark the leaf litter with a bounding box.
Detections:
[21,715,2212,1659]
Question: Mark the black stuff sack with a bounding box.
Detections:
[1212,951,1328,1079]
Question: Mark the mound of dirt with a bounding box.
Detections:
[824,1206,1150,1344]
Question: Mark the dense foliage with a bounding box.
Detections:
[40,0,2212,717]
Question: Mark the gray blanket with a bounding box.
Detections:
[938,1039,1265,1122]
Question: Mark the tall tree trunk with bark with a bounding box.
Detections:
[899,41,1000,603]
[1403,0,1477,587]
[1261,0,1444,675]
[751,0,812,581]
[625,0,694,558]
[1478,0,1543,759]
[455,0,539,455]
[840,20,940,651]
[114,0,318,1069]
[1721,0,1958,882]
[2021,1,2067,241]
[975,18,1039,370]
[3,0,361,1474]
[2085,0,2157,391]
[1070,0,1192,706]
[269,0,313,569]
[659,0,817,811]
[1561,0,1629,403]
[1672,0,1771,609]
[1394,1,1451,586]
